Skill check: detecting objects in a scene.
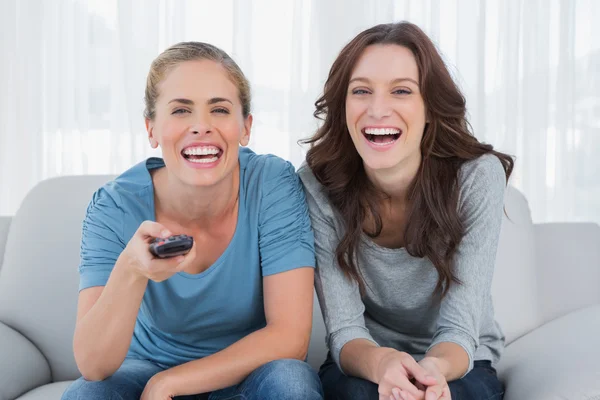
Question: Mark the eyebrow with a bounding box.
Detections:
[207,97,233,105]
[349,77,419,86]
[167,97,233,106]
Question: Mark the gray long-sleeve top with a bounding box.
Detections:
[298,154,506,376]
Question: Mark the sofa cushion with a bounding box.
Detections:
[497,304,600,400]
[491,186,541,344]
[0,175,114,382]
[16,381,72,400]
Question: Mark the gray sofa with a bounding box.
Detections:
[0,175,599,400]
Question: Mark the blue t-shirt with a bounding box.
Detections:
[78,147,315,368]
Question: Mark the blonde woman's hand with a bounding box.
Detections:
[117,221,196,282]
[140,371,175,400]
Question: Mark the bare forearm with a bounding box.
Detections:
[424,342,469,381]
[73,257,148,380]
[339,339,393,384]
[161,325,309,396]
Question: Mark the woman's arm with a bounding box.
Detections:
[74,220,196,381]
[427,155,507,380]
[73,261,147,381]
[298,168,379,374]
[339,339,398,382]
[300,167,393,381]
[145,266,314,396]
[73,192,140,381]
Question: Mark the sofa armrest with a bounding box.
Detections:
[497,304,600,400]
[0,321,51,400]
[0,216,11,271]
[534,222,600,324]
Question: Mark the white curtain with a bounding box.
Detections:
[1,0,598,224]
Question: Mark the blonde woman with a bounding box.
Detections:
[62,42,323,400]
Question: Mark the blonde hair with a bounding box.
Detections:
[144,42,251,120]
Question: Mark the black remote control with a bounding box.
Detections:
[149,235,194,258]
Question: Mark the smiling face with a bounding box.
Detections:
[345,44,426,175]
[146,59,252,187]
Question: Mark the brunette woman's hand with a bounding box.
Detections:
[376,350,438,400]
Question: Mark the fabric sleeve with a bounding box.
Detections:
[428,155,507,376]
[258,157,315,276]
[300,167,379,372]
[78,188,126,291]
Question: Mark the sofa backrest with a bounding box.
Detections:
[534,222,600,324]
[491,186,542,344]
[0,175,114,382]
[307,292,327,369]
[0,175,550,380]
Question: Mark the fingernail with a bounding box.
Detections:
[176,256,185,263]
[161,230,171,238]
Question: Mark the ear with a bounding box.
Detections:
[145,118,159,149]
[239,114,253,147]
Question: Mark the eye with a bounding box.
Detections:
[212,107,230,114]
[351,88,370,95]
[172,108,190,115]
[393,88,412,95]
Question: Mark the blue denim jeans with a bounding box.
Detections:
[319,354,504,400]
[62,358,323,400]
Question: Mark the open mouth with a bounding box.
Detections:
[362,127,402,145]
[181,145,223,164]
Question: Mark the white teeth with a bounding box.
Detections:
[370,139,396,146]
[182,146,220,155]
[187,156,219,163]
[364,128,401,135]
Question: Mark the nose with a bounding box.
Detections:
[190,115,212,135]
[367,94,392,120]
[191,125,212,135]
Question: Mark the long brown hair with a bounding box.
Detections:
[304,22,514,297]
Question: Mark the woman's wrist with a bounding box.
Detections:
[424,342,470,381]
[113,252,148,286]
[146,369,179,397]
[420,356,451,380]
[372,347,401,383]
